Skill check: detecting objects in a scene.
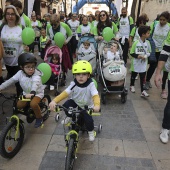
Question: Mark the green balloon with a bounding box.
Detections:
[92,78,98,89]
[37,63,52,84]
[102,27,114,42]
[54,32,65,48]
[21,28,35,45]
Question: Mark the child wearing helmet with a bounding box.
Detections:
[0,53,45,128]
[49,60,100,141]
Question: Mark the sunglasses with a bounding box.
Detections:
[95,14,99,17]
[100,14,106,17]
[72,16,77,17]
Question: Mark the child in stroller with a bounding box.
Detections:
[99,40,128,104]
[77,40,96,75]
[103,41,121,62]
[44,46,63,94]
[48,54,60,90]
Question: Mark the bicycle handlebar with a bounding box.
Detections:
[55,105,101,116]
[0,93,31,101]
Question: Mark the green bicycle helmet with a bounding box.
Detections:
[72,60,92,74]
[18,53,37,67]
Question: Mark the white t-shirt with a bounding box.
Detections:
[1,25,24,66]
[67,19,79,36]
[130,40,151,72]
[152,23,170,51]
[65,80,98,108]
[0,70,45,99]
[106,51,120,61]
[80,25,91,34]
[119,17,130,38]
[78,45,95,55]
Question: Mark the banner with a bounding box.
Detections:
[28,0,35,18]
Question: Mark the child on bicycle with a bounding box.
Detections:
[0,53,45,128]
[49,60,100,141]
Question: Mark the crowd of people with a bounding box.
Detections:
[0,0,170,143]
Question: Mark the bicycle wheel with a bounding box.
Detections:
[40,95,51,122]
[65,138,76,170]
[0,120,24,158]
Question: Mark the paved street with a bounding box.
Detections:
[0,56,170,170]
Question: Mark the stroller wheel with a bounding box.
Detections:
[60,79,66,86]
[101,93,106,104]
[121,93,127,104]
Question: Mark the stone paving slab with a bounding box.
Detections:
[39,151,157,170]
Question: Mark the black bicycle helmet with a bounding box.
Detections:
[18,53,37,67]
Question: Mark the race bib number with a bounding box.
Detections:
[120,21,127,27]
[109,66,122,74]
[4,47,17,57]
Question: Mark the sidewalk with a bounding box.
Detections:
[0,61,170,170]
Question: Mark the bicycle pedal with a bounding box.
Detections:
[41,123,44,128]
[94,131,96,137]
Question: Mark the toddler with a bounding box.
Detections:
[49,60,100,141]
[104,42,120,62]
[48,54,60,90]
[40,28,51,59]
[77,40,96,57]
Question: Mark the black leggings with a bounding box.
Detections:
[63,99,94,131]
[70,36,78,54]
[146,52,168,90]
[162,80,170,129]
[130,71,146,92]
[119,38,129,64]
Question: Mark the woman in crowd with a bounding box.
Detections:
[48,13,72,74]
[30,11,42,54]
[93,10,119,55]
[76,16,93,35]
[67,13,80,58]
[145,11,170,99]
[0,5,24,96]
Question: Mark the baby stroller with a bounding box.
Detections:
[98,40,128,104]
[77,33,97,76]
[44,45,64,95]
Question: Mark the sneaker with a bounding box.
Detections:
[135,74,139,80]
[141,90,149,97]
[143,81,152,90]
[88,131,95,141]
[2,65,6,71]
[61,117,71,125]
[50,85,55,91]
[160,129,169,144]
[130,86,135,93]
[34,118,43,128]
[161,91,167,99]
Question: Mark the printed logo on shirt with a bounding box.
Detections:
[136,46,147,53]
[4,47,17,57]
